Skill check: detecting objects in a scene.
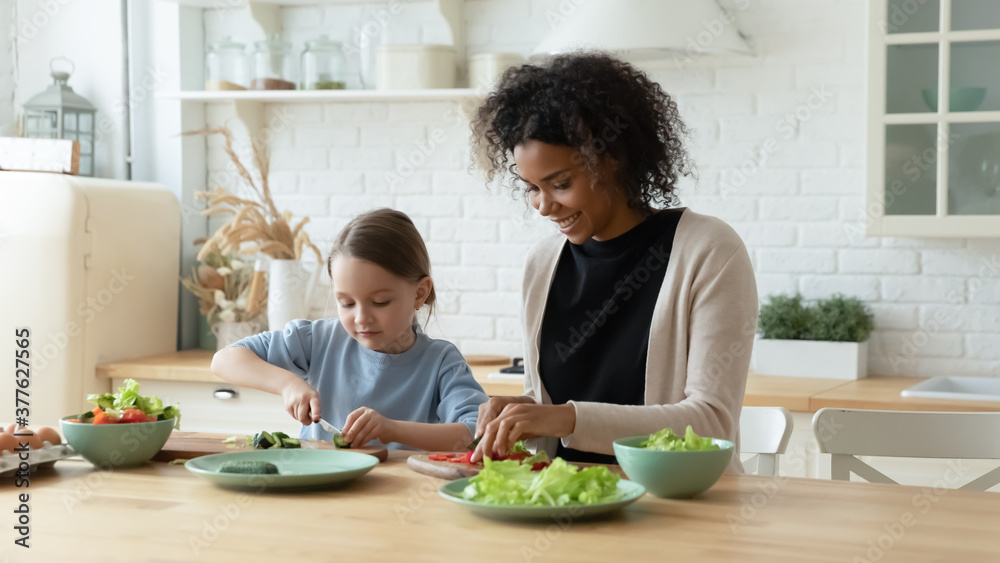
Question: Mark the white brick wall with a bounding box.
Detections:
[198,0,1000,376]
[0,3,12,136]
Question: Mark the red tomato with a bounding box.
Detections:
[119,408,154,424]
[531,462,550,471]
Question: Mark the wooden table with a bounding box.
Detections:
[96,351,1000,413]
[7,451,998,562]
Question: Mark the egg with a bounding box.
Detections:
[0,433,16,454]
[36,426,61,447]
[13,428,43,451]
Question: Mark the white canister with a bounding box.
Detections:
[376,44,457,90]
[468,52,524,91]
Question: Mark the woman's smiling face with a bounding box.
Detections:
[513,139,641,245]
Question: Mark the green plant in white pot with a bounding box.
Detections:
[753,293,875,380]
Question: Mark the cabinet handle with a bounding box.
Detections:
[213,388,239,400]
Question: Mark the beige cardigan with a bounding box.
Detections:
[521,208,758,473]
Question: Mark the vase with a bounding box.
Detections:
[267,259,321,331]
[212,320,264,350]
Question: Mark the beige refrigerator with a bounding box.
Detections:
[0,171,180,427]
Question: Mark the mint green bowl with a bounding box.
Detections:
[613,436,734,499]
[59,416,175,469]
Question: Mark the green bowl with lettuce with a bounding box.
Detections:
[613,426,733,499]
[59,379,181,469]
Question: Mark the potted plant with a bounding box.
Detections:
[753,293,875,380]
[185,125,324,332]
[180,248,266,350]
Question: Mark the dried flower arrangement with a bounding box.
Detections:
[180,247,263,324]
[185,125,323,263]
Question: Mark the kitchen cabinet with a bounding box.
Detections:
[111,377,300,435]
[867,0,1000,236]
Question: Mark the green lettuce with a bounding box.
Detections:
[640,425,720,452]
[462,457,621,507]
[86,378,181,429]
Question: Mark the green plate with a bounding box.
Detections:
[185,449,378,491]
[438,478,646,519]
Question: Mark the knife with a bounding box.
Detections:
[467,434,483,451]
[316,418,342,436]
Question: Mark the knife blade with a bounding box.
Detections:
[316,418,342,436]
[466,434,483,451]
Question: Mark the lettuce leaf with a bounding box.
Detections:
[640,425,720,452]
[462,457,621,507]
[86,379,181,428]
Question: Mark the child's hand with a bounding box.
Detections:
[281,378,322,425]
[342,407,396,447]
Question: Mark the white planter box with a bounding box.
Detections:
[752,338,869,380]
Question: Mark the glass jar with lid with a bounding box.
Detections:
[205,36,248,91]
[300,35,348,90]
[251,33,296,90]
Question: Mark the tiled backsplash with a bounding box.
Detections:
[200,0,1000,378]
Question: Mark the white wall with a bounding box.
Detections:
[0,0,14,135]
[188,0,1000,378]
[8,0,125,179]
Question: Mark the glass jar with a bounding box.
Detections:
[205,36,248,91]
[251,33,296,90]
[300,35,348,90]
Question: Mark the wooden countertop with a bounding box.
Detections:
[20,451,1000,561]
[97,351,999,413]
[96,349,524,397]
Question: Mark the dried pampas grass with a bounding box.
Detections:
[185,125,323,263]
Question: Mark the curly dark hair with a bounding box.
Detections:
[470,51,693,211]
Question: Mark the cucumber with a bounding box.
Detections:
[251,431,275,449]
[218,460,279,474]
[333,433,351,449]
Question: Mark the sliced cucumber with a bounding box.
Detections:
[333,433,351,449]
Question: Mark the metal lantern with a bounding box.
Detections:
[22,57,97,176]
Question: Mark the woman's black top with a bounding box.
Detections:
[538,208,684,464]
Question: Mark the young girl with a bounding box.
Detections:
[211,208,488,451]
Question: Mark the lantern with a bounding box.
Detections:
[22,57,97,176]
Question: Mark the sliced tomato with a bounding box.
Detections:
[531,462,550,471]
[428,454,450,462]
[119,408,155,424]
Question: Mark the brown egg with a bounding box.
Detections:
[0,433,16,454]
[13,429,42,451]
[36,426,61,447]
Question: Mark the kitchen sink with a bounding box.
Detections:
[901,376,1000,403]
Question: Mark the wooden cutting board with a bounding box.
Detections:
[407,453,627,480]
[152,432,389,463]
[407,453,482,480]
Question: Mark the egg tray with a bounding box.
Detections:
[0,442,76,477]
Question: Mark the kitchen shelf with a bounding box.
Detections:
[157,88,484,137]
[158,0,431,5]
[156,88,483,103]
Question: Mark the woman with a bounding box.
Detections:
[469,52,758,471]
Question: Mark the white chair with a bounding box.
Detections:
[739,406,793,476]
[813,408,1000,491]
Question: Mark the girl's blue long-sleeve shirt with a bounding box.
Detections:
[229,318,488,449]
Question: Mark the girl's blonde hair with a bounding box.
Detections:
[328,208,436,319]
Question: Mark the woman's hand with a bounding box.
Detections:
[281,378,322,425]
[343,406,397,447]
[474,396,535,437]
[470,403,577,463]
